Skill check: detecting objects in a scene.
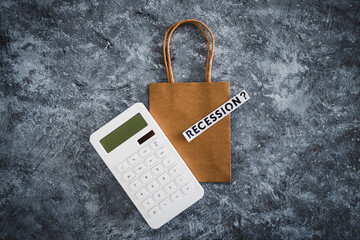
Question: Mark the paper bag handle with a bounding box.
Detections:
[163,19,215,83]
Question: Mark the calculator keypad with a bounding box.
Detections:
[159,199,171,209]
[147,181,160,192]
[140,172,153,183]
[182,183,193,194]
[116,137,195,218]
[169,165,181,177]
[171,191,183,202]
[153,190,166,201]
[156,147,168,159]
[144,155,157,166]
[149,139,162,150]
[158,173,170,185]
[148,206,161,218]
[134,163,146,174]
[162,157,175,168]
[128,154,140,165]
[151,164,164,175]
[142,198,155,209]
[139,146,151,158]
[116,162,129,173]
[129,180,142,191]
[164,182,176,194]
[123,170,136,182]
[175,174,187,186]
[136,189,148,200]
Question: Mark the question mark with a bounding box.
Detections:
[240,91,247,99]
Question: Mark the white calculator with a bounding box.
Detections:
[89,103,204,229]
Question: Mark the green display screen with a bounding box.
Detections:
[100,113,147,153]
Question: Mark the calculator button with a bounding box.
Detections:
[139,146,151,157]
[140,172,153,183]
[123,170,135,182]
[116,162,129,173]
[164,182,176,194]
[149,138,162,150]
[182,183,193,194]
[136,189,148,200]
[128,154,140,165]
[171,191,183,202]
[162,157,175,168]
[159,199,171,210]
[158,173,171,185]
[134,163,146,174]
[153,190,166,201]
[175,174,188,186]
[156,147,168,159]
[148,206,161,218]
[151,164,164,175]
[147,181,160,192]
[129,180,142,191]
[142,197,155,210]
[144,155,157,166]
[169,165,181,177]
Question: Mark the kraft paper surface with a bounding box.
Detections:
[149,82,231,182]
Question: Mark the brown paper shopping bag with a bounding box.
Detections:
[149,19,230,182]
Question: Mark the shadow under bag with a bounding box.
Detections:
[149,19,231,182]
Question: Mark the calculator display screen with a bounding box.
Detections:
[100,113,147,153]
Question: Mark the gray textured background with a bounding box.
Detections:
[1,0,359,239]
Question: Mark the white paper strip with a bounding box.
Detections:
[182,90,250,142]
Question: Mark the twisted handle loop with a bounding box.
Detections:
[163,19,215,83]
